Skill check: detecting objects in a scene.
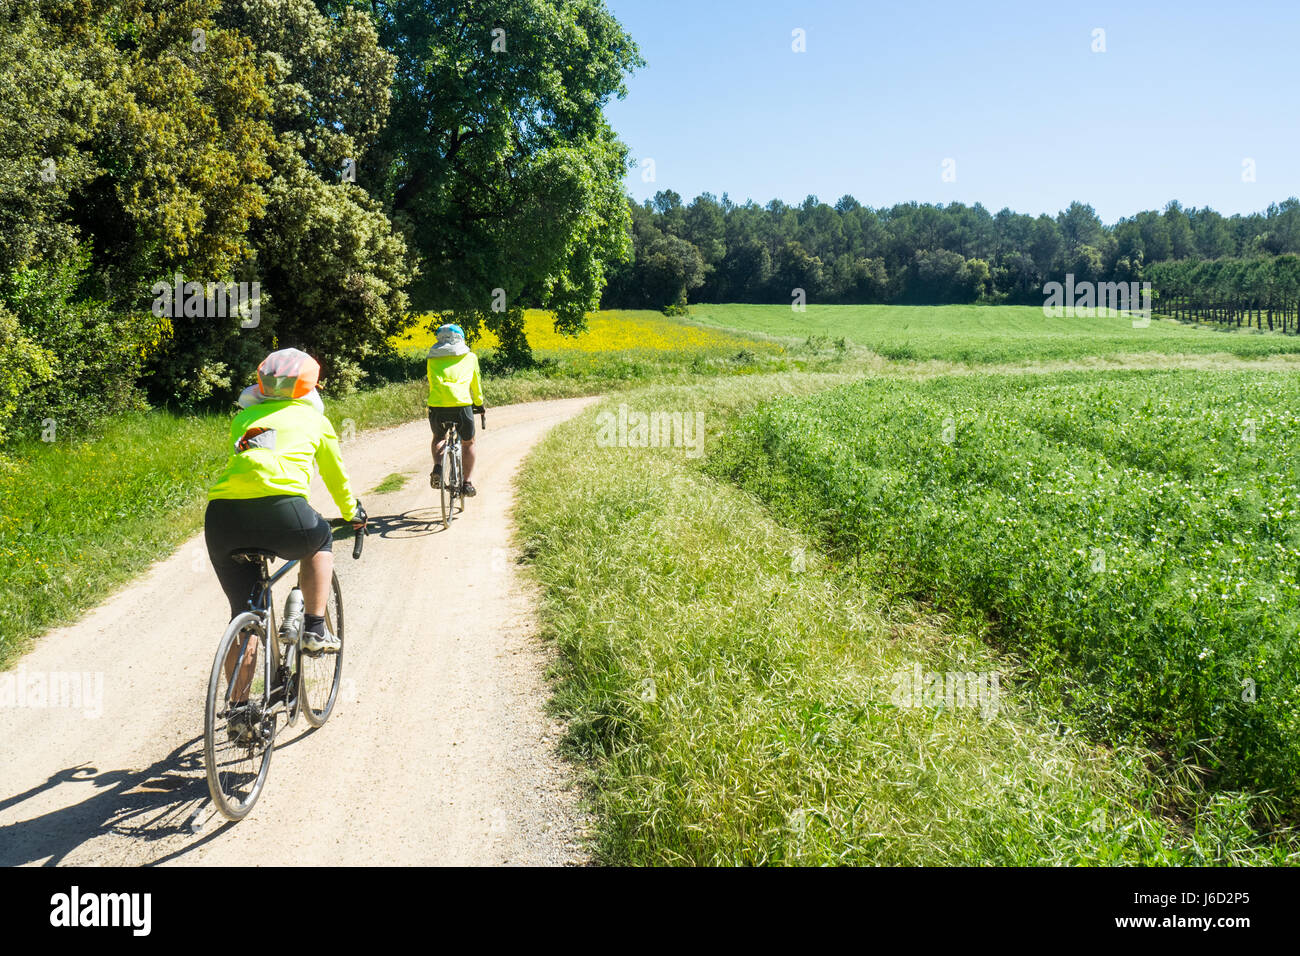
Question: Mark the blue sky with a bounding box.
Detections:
[602,0,1300,223]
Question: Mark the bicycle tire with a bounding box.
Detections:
[440,441,454,525]
[300,571,345,727]
[204,612,276,820]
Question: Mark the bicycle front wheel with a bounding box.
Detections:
[204,612,276,821]
[300,571,345,727]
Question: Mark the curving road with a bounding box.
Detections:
[0,396,599,866]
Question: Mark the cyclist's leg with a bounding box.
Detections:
[429,408,452,484]
[205,499,266,701]
[283,498,333,624]
[300,550,333,618]
[462,439,475,480]
[458,405,477,484]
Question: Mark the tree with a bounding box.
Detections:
[638,234,705,311]
[771,241,825,302]
[1057,201,1104,253]
[905,249,982,303]
[368,0,643,356]
[1164,201,1195,259]
[251,155,415,392]
[210,0,414,395]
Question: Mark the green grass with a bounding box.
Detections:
[706,368,1300,836]
[689,303,1300,364]
[515,377,1295,864]
[369,472,410,494]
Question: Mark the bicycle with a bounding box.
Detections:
[436,406,486,527]
[203,521,366,820]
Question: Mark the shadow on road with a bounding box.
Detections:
[0,726,315,866]
[368,509,451,539]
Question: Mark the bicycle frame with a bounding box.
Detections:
[226,555,303,723]
[248,556,299,615]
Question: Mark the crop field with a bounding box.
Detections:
[688,303,1300,365]
[707,368,1300,829]
[395,308,785,365]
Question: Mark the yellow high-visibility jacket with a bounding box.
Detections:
[427,352,484,407]
[208,399,358,519]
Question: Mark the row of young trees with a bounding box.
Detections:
[602,191,1300,312]
[0,0,641,443]
[1148,255,1300,333]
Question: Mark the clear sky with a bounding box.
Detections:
[602,0,1300,223]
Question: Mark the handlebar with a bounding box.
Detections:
[331,517,367,559]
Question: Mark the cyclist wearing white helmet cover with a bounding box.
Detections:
[426,323,485,497]
[205,348,366,655]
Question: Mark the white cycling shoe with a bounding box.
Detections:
[301,627,341,654]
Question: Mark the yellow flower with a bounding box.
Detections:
[391,310,779,357]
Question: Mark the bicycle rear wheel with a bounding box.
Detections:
[300,571,344,727]
[204,612,276,820]
[440,442,454,525]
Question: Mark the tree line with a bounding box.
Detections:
[1147,255,1300,332]
[602,190,1300,314]
[0,0,640,444]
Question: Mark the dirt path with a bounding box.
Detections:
[0,396,599,866]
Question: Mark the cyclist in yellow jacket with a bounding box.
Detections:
[206,348,366,655]
[426,323,485,496]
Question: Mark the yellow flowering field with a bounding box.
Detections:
[392,309,783,357]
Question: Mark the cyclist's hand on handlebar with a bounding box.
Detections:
[351,501,368,530]
[473,405,485,415]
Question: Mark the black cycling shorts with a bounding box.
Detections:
[204,495,333,617]
[428,405,475,441]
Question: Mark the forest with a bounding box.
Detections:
[602,190,1300,317]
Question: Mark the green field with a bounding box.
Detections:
[508,304,1300,860]
[706,368,1300,829]
[516,377,1294,863]
[688,303,1300,364]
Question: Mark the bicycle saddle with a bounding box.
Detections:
[231,549,278,563]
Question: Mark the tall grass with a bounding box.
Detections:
[514,378,1294,864]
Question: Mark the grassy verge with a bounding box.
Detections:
[514,378,1294,864]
